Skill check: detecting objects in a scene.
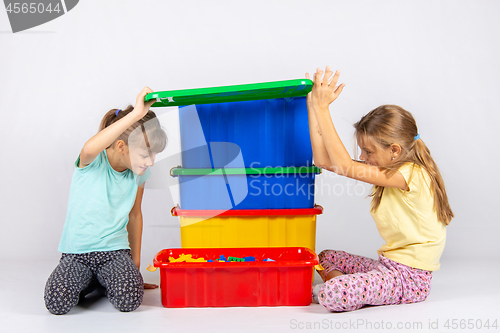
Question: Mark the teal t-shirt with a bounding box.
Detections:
[58,150,150,253]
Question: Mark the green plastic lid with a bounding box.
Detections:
[145,79,313,107]
[170,166,321,177]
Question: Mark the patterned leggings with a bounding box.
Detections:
[44,249,144,315]
[317,250,432,312]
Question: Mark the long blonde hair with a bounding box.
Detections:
[354,105,454,225]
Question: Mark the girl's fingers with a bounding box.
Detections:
[142,87,153,97]
[144,283,159,289]
[323,66,333,86]
[334,83,346,97]
[305,72,310,80]
[138,87,153,100]
[330,70,340,89]
[314,68,323,86]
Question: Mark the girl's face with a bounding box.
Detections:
[127,145,156,175]
[358,135,393,167]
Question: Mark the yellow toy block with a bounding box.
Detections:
[169,254,206,263]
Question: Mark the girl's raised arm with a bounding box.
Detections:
[79,87,156,168]
[311,67,407,190]
[306,72,333,168]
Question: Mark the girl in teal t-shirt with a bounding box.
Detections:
[44,87,167,315]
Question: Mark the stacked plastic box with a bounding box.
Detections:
[147,80,322,307]
[153,247,319,307]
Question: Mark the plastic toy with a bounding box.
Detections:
[168,254,207,263]
[146,264,157,272]
[227,256,244,262]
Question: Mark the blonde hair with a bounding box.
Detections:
[99,105,167,153]
[354,105,454,225]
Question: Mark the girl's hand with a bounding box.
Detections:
[144,283,159,289]
[310,66,345,110]
[131,86,156,119]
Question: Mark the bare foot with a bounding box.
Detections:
[325,270,344,281]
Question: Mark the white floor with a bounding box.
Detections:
[1,257,498,333]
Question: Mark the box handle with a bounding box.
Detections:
[171,205,180,217]
[170,165,182,177]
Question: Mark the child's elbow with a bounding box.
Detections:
[81,144,98,160]
[129,210,143,221]
[316,163,337,174]
[317,163,350,176]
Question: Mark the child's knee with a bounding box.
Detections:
[318,278,360,312]
[318,250,349,276]
[45,300,73,315]
[106,275,144,312]
[109,283,144,312]
[318,249,334,259]
[44,257,93,315]
[44,278,79,315]
[318,249,347,262]
[116,296,143,312]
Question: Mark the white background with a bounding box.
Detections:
[1,1,499,332]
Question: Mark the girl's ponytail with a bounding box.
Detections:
[99,105,134,132]
[411,138,454,225]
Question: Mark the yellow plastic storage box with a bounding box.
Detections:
[171,205,323,251]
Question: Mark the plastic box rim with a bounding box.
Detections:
[170,166,322,177]
[171,205,323,217]
[153,247,319,269]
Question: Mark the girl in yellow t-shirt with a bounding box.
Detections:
[308,67,453,312]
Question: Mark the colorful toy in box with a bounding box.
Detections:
[165,254,266,263]
[168,254,207,263]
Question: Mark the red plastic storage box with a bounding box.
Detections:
[153,247,318,308]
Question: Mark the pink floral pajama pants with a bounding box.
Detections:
[317,250,432,312]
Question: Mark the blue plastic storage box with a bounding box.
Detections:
[171,166,321,210]
[179,97,312,168]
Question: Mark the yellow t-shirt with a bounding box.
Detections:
[370,163,446,271]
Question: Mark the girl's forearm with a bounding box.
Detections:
[314,106,354,174]
[82,87,154,158]
[82,112,143,157]
[308,105,334,168]
[127,213,143,269]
